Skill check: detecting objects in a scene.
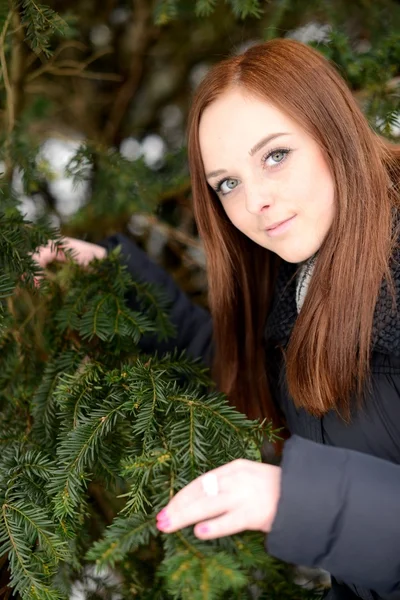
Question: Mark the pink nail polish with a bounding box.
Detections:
[197,525,209,535]
[156,508,168,520]
[157,518,171,531]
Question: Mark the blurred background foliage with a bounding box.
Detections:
[1,0,399,307]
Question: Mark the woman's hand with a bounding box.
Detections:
[156,459,281,540]
[32,237,106,269]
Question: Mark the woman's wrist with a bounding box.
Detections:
[261,464,282,533]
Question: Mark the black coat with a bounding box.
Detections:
[102,234,400,600]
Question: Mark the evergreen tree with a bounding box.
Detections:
[0,0,399,599]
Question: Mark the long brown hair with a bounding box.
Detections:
[187,39,400,425]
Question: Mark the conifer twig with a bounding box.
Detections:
[174,531,205,560]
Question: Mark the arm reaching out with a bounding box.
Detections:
[32,237,106,269]
[33,234,213,364]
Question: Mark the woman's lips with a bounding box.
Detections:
[265,215,296,237]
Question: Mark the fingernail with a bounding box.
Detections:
[156,508,168,521]
[197,525,209,535]
[157,518,171,531]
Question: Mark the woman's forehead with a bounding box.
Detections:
[198,90,298,161]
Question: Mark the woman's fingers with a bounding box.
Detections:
[156,460,282,538]
[194,510,247,540]
[31,240,67,268]
[28,237,107,288]
[29,241,67,287]
[156,461,247,532]
[30,238,107,273]
[157,491,232,533]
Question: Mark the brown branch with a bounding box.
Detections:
[9,7,26,122]
[0,7,26,180]
[24,39,88,70]
[29,66,123,82]
[0,12,14,135]
[102,0,158,145]
[137,213,202,251]
[27,46,116,82]
[88,482,116,525]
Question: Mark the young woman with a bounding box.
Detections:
[34,39,400,600]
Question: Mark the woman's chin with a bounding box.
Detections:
[274,247,316,264]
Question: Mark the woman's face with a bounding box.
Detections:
[199,88,336,263]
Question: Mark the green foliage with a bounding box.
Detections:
[226,0,263,19]
[0,444,70,600]
[154,0,180,25]
[0,218,306,598]
[194,0,218,18]
[154,0,263,23]
[314,30,400,138]
[16,0,69,56]
[161,549,249,599]
[0,205,57,336]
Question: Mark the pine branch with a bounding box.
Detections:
[86,514,157,569]
[0,273,16,326]
[194,0,218,18]
[120,449,172,515]
[227,0,263,19]
[31,351,84,448]
[52,252,171,344]
[0,500,67,600]
[51,391,129,518]
[153,0,179,26]
[16,0,68,57]
[159,546,248,600]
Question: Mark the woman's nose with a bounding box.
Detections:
[244,185,272,215]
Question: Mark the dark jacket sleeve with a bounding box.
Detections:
[266,434,400,595]
[99,233,213,363]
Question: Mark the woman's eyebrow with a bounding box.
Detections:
[205,132,290,179]
[206,168,226,179]
[249,132,290,156]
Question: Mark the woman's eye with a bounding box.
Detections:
[217,178,239,195]
[264,149,290,167]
